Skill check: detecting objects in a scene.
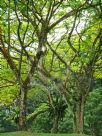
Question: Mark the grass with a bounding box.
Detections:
[0,132,88,136]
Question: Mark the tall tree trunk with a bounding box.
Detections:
[51,114,59,133]
[73,95,85,134]
[18,87,27,131]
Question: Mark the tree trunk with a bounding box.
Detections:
[73,95,85,134]
[51,115,59,133]
[18,87,27,131]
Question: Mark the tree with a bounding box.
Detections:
[85,84,102,136]
[0,0,102,132]
[38,0,102,133]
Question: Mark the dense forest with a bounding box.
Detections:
[0,0,102,136]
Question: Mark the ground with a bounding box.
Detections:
[0,132,88,136]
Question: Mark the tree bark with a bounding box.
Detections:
[18,87,27,131]
[73,95,85,134]
[51,115,59,133]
